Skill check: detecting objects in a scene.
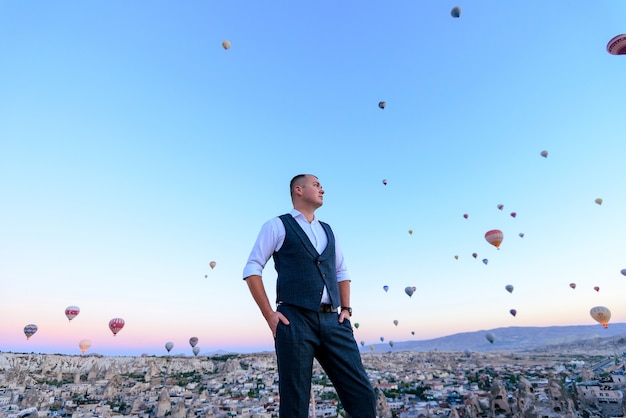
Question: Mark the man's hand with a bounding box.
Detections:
[268,311,290,338]
[338,309,351,324]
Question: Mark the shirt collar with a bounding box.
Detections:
[290,208,318,224]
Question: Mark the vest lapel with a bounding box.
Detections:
[281,215,321,258]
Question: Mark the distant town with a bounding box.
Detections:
[3,333,626,418]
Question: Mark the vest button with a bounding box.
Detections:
[317,261,321,265]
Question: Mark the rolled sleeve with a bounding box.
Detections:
[242,218,284,279]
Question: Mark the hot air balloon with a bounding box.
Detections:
[594,286,600,292]
[189,337,199,348]
[109,318,125,336]
[505,284,514,294]
[210,261,216,269]
[454,255,459,260]
[370,346,374,351]
[540,150,548,158]
[411,331,415,336]
[509,309,517,317]
[404,286,414,297]
[482,259,488,265]
[590,306,611,328]
[354,323,359,329]
[464,349,472,357]
[382,179,388,186]
[408,229,413,235]
[463,213,468,219]
[569,283,576,290]
[24,324,38,340]
[65,306,80,322]
[222,40,231,50]
[360,341,365,346]
[192,347,200,356]
[393,320,398,327]
[165,342,174,353]
[450,6,461,18]
[621,269,626,276]
[472,253,477,259]
[79,339,91,354]
[595,198,603,205]
[519,233,524,238]
[378,101,386,109]
[383,285,389,292]
[485,333,495,344]
[497,204,504,210]
[204,275,208,278]
[380,337,384,342]
[388,341,394,348]
[485,229,503,249]
[607,34,626,55]
[510,212,517,218]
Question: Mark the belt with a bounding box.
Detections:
[319,303,336,313]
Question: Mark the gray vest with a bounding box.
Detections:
[273,214,340,311]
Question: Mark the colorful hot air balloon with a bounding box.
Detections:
[24,324,38,340]
[463,213,468,219]
[607,34,626,55]
[482,258,488,265]
[540,150,548,158]
[393,320,399,326]
[210,261,216,270]
[222,40,231,50]
[165,341,174,353]
[509,309,517,317]
[383,285,389,292]
[189,337,199,348]
[485,229,503,249]
[378,101,386,109]
[404,286,414,297]
[485,333,495,344]
[450,6,461,18]
[65,306,80,322]
[505,284,514,294]
[594,286,600,292]
[590,306,611,328]
[79,339,91,354]
[510,212,517,218]
[382,179,388,186]
[569,283,576,290]
[595,198,603,205]
[192,347,200,356]
[109,318,125,336]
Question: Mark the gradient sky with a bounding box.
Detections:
[1,1,625,357]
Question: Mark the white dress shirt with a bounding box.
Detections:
[242,209,350,304]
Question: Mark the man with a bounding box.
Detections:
[243,174,377,418]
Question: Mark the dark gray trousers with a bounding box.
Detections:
[275,303,377,418]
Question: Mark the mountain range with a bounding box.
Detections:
[361,323,626,353]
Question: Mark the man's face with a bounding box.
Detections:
[300,175,324,207]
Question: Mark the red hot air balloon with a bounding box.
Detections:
[65,306,80,322]
[485,230,503,249]
[594,286,600,292]
[210,261,216,270]
[510,212,517,218]
[108,318,125,336]
[463,213,468,219]
[569,283,576,290]
[607,34,626,55]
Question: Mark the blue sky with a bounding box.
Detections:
[1,1,625,356]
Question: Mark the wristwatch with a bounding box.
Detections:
[341,306,352,315]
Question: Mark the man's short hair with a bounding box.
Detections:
[290,174,308,197]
